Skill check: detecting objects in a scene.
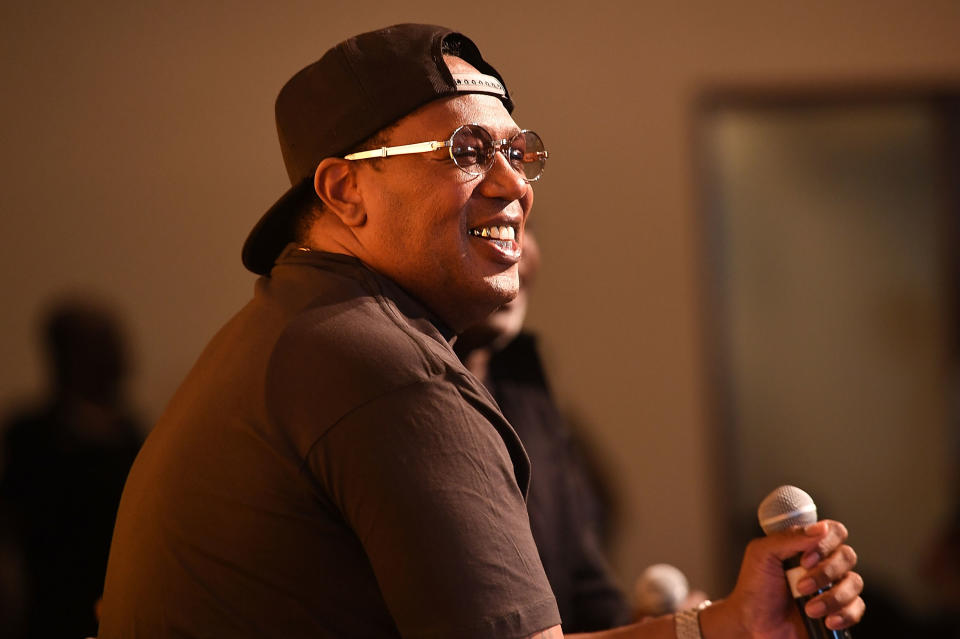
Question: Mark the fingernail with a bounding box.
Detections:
[806,600,827,617]
[826,614,844,628]
[801,552,819,568]
[797,577,817,596]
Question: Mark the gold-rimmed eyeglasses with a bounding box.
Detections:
[343,123,548,182]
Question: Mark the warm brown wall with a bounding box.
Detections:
[2,0,959,600]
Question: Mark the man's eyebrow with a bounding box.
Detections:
[481,125,522,139]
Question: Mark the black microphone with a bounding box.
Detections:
[758,485,852,639]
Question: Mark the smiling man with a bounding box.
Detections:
[98,24,864,639]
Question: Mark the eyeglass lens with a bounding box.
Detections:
[450,125,546,182]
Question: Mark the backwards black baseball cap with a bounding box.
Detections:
[241,23,514,275]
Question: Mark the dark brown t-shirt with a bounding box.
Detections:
[99,249,560,638]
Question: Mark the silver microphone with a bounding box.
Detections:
[633,563,690,618]
[758,485,852,639]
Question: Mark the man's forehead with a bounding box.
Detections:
[394,92,520,140]
[444,54,478,75]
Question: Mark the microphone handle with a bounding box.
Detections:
[783,556,852,639]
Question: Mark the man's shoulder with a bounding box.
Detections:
[276,287,447,377]
[263,277,461,432]
[256,254,446,376]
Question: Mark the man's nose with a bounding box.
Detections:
[477,150,528,201]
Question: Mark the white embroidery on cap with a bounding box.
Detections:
[451,73,506,97]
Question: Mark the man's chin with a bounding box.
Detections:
[484,271,520,304]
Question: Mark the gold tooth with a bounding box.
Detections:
[471,226,518,240]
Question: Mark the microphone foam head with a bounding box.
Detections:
[634,563,689,617]
[757,485,818,535]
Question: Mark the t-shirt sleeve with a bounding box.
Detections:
[306,378,561,639]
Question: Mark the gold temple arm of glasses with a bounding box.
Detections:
[344,140,449,161]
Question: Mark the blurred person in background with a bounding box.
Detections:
[916,506,960,637]
[0,297,143,639]
[454,230,631,632]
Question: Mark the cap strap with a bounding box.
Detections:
[452,73,506,98]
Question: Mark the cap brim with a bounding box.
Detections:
[242,178,314,275]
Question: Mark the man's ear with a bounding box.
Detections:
[314,157,365,227]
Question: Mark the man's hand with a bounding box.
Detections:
[553,520,864,639]
[719,519,865,638]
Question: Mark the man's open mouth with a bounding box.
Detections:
[468,225,517,242]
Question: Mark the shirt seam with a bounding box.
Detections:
[297,377,442,475]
